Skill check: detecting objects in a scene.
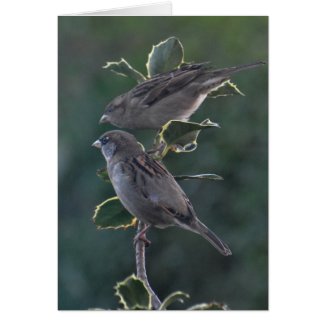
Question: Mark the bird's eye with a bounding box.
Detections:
[107,104,120,113]
[100,136,109,145]
[107,106,115,113]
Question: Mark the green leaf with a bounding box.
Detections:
[92,196,136,230]
[159,291,190,310]
[146,37,184,77]
[208,80,245,98]
[114,274,151,310]
[96,167,110,183]
[188,302,229,310]
[103,58,146,84]
[150,119,220,159]
[174,174,223,181]
[97,167,222,184]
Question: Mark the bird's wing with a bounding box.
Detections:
[127,153,197,225]
[131,63,208,106]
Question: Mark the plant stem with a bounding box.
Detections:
[135,221,161,310]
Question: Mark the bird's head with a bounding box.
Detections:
[99,94,126,126]
[92,130,143,162]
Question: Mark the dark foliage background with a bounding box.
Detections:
[58,16,268,310]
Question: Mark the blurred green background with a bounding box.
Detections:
[58,16,268,310]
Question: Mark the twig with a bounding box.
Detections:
[135,221,161,310]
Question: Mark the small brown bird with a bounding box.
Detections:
[99,61,265,129]
[92,130,232,256]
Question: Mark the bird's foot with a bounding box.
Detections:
[133,224,151,247]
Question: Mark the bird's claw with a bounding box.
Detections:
[133,224,151,247]
[133,232,151,247]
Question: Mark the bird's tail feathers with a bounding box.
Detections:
[191,220,232,256]
[213,61,266,77]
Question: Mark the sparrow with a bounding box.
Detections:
[92,130,232,256]
[99,61,265,129]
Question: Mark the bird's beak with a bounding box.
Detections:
[92,140,101,149]
[99,114,110,124]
